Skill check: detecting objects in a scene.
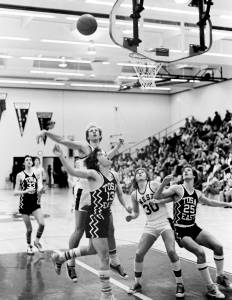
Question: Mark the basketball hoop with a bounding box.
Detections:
[129,52,163,89]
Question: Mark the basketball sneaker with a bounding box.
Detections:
[217,274,232,290]
[128,282,142,294]
[51,250,65,275]
[66,264,78,283]
[110,264,128,279]
[27,245,34,255]
[34,241,44,253]
[206,283,225,299]
[176,283,185,298]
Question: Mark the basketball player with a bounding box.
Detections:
[155,165,232,299]
[52,145,127,300]
[33,157,46,200]
[126,168,185,298]
[36,124,127,282]
[14,155,45,255]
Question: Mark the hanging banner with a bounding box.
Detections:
[0,93,7,121]
[36,112,53,144]
[14,102,30,137]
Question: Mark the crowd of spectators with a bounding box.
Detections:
[112,110,232,203]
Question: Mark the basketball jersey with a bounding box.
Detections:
[136,182,169,223]
[173,185,198,226]
[33,166,44,190]
[89,172,117,216]
[20,171,38,202]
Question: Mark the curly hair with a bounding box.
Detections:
[132,168,151,190]
[84,147,101,171]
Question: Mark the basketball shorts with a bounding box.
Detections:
[174,223,202,245]
[85,213,110,239]
[19,199,41,215]
[143,219,171,238]
[75,188,91,212]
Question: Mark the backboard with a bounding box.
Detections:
[109,0,213,64]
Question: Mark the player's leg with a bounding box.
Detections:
[92,237,116,300]
[196,229,232,290]
[51,239,97,274]
[22,214,34,255]
[181,236,225,298]
[32,208,45,252]
[128,232,156,294]
[161,229,184,298]
[108,213,127,278]
[67,209,88,282]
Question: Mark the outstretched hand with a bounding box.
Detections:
[36,130,46,144]
[162,175,173,186]
[125,215,133,222]
[53,144,63,156]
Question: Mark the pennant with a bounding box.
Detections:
[14,102,30,136]
[0,93,7,121]
[36,112,53,144]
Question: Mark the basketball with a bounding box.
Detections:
[76,14,98,36]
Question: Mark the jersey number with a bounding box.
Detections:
[143,202,159,215]
[183,204,195,214]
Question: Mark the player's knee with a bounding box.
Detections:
[196,248,206,261]
[167,248,177,261]
[26,228,32,234]
[135,251,144,262]
[214,244,223,255]
[100,252,109,265]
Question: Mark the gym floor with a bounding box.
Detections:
[0,188,232,299]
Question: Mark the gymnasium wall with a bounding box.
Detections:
[0,88,170,189]
[170,80,232,124]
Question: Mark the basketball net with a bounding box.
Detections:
[129,53,163,89]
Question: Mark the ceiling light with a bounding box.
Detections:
[204,52,232,58]
[102,61,110,65]
[30,81,65,85]
[220,15,232,20]
[70,83,120,88]
[0,36,30,41]
[21,56,91,63]
[0,9,55,19]
[189,80,200,83]
[0,54,12,59]
[0,79,29,84]
[30,70,84,77]
[85,0,197,15]
[41,39,119,48]
[0,79,64,85]
[174,0,189,4]
[171,78,188,82]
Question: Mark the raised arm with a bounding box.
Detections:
[125,191,140,222]
[114,172,131,213]
[198,190,232,208]
[53,144,96,179]
[149,181,174,204]
[107,138,124,159]
[37,130,91,157]
[154,175,177,200]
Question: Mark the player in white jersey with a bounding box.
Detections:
[33,157,46,199]
[155,165,232,299]
[126,168,185,298]
[36,124,128,281]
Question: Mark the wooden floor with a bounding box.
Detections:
[0,188,232,299]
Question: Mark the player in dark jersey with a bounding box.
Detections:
[14,155,45,255]
[36,124,127,281]
[51,145,129,300]
[155,164,232,299]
